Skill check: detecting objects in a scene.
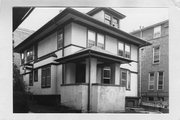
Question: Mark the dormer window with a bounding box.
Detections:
[104,13,119,28]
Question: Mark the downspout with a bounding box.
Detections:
[87,50,91,112]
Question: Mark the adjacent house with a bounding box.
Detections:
[14,7,150,112]
[131,20,169,107]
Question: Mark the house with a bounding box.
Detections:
[131,20,169,108]
[14,7,150,112]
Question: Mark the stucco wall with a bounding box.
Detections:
[91,10,105,23]
[91,85,125,113]
[61,84,88,112]
[71,23,87,47]
[38,32,57,57]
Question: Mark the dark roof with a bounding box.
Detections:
[14,7,150,53]
[87,7,126,19]
[13,7,34,31]
[55,46,132,64]
[130,20,169,34]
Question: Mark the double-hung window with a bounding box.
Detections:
[88,30,96,47]
[34,69,38,82]
[102,67,111,84]
[118,42,131,59]
[87,30,105,49]
[157,71,164,90]
[153,46,160,64]
[148,72,155,90]
[153,26,161,38]
[57,29,63,49]
[29,72,33,86]
[27,47,33,62]
[104,13,111,25]
[21,53,25,65]
[41,66,51,88]
[121,69,130,90]
[112,17,118,28]
[97,33,105,49]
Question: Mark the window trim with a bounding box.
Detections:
[102,67,111,84]
[153,45,160,64]
[157,71,164,90]
[153,25,161,39]
[120,68,131,90]
[34,69,38,82]
[117,42,131,59]
[57,29,64,50]
[148,72,155,90]
[41,65,51,88]
[29,72,33,86]
[87,29,105,49]
[104,12,119,28]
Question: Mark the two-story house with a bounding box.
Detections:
[14,7,150,113]
[131,20,169,108]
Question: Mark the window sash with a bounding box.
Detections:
[153,46,160,63]
[29,72,33,86]
[57,30,63,49]
[121,70,130,90]
[41,66,51,88]
[157,72,164,90]
[102,67,111,84]
[34,69,38,82]
[154,26,161,38]
[26,48,33,62]
[148,72,155,90]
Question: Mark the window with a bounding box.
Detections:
[88,30,96,47]
[97,33,104,49]
[104,13,111,25]
[118,42,131,58]
[125,44,130,58]
[34,69,38,82]
[34,44,38,61]
[154,26,161,38]
[153,46,160,64]
[29,72,33,86]
[41,66,51,88]
[21,53,25,65]
[148,72,155,90]
[121,69,130,90]
[112,17,118,28]
[57,30,63,49]
[26,47,33,62]
[102,67,111,84]
[157,71,164,90]
[118,42,124,57]
[87,30,105,49]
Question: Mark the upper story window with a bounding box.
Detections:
[121,69,130,90]
[104,13,119,28]
[118,42,131,59]
[34,69,38,82]
[102,67,111,84]
[27,47,33,62]
[41,65,51,88]
[97,33,105,49]
[21,53,25,65]
[104,13,111,25]
[153,46,160,64]
[29,72,33,86]
[88,30,96,47]
[157,71,164,90]
[153,26,161,38]
[57,29,63,49]
[148,72,155,90]
[87,30,105,49]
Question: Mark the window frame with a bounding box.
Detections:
[20,52,25,65]
[26,47,33,63]
[148,72,155,90]
[118,42,131,59]
[153,46,160,64]
[153,25,161,38]
[120,69,131,90]
[41,65,51,88]
[157,71,164,90]
[29,72,33,86]
[104,12,119,28]
[34,69,38,82]
[87,29,105,49]
[57,29,64,49]
[102,66,111,84]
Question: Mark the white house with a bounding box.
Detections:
[14,7,150,113]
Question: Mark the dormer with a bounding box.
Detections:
[87,7,126,29]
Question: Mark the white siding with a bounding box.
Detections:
[105,35,118,54]
[91,10,105,23]
[131,44,138,61]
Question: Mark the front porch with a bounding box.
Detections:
[56,47,131,112]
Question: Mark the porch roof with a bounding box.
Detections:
[55,46,133,64]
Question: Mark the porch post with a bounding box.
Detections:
[111,63,121,85]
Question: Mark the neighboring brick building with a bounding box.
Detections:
[13,28,34,68]
[131,20,169,106]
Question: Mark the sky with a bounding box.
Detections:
[18,7,168,33]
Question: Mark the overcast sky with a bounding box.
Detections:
[18,7,168,33]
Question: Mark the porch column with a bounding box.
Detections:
[111,63,121,85]
[85,58,97,84]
